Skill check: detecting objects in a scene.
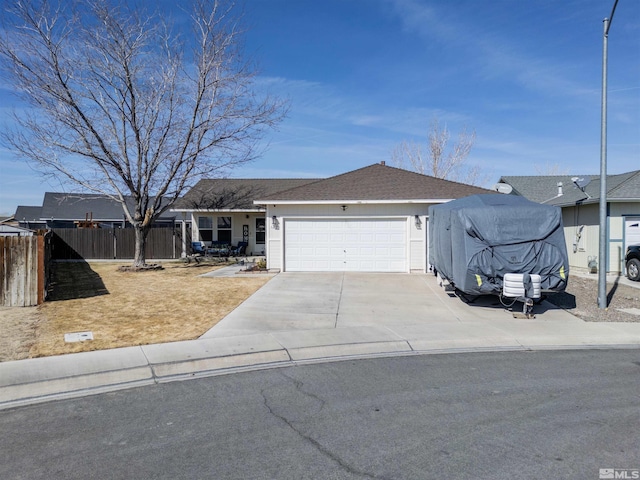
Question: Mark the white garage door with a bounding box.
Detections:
[284,218,407,272]
[626,217,640,249]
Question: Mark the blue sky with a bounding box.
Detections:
[1,0,638,215]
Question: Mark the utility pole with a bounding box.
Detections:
[598,0,619,309]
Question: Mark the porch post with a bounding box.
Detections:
[181,212,187,258]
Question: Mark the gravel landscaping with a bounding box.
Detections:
[546,274,640,323]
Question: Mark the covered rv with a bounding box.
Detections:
[428,194,569,296]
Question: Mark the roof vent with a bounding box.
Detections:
[557,182,563,196]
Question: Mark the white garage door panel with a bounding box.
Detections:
[626,217,640,247]
[285,219,407,272]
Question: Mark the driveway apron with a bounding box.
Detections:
[203,273,344,337]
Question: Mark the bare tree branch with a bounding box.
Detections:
[534,162,569,175]
[0,0,287,266]
[392,118,485,186]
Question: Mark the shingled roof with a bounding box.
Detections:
[255,163,493,203]
[14,205,43,222]
[499,170,640,206]
[40,193,176,221]
[173,178,321,211]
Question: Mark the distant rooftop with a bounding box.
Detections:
[499,170,640,206]
[173,178,321,210]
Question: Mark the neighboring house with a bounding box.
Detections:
[256,163,492,273]
[499,170,640,275]
[172,178,321,257]
[14,193,179,229]
[0,224,35,236]
[14,206,46,230]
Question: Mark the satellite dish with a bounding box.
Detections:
[571,177,591,190]
[493,183,513,194]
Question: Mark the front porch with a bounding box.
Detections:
[179,211,267,258]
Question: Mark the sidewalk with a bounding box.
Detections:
[1,270,639,410]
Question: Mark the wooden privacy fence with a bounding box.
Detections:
[0,234,46,307]
[50,227,185,260]
[0,227,182,305]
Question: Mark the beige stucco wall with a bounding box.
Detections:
[264,203,434,272]
[562,204,599,272]
[561,201,640,274]
[611,202,640,273]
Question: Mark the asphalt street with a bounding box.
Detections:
[1,349,639,480]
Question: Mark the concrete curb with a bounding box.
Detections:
[2,333,640,411]
[0,347,155,409]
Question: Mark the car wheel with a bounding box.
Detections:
[627,258,640,281]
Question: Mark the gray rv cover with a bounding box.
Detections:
[428,194,569,295]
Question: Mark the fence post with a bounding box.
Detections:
[37,234,45,305]
[0,237,5,306]
[0,235,41,307]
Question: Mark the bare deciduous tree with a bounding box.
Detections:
[534,162,569,176]
[392,118,484,185]
[0,0,286,267]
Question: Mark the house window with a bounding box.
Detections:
[198,216,213,242]
[218,216,231,243]
[256,217,265,244]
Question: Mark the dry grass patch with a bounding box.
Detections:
[0,307,44,362]
[29,261,269,358]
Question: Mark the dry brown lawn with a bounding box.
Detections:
[1,261,269,361]
[0,306,44,362]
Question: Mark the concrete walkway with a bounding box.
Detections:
[1,270,639,410]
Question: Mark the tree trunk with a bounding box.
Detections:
[133,225,149,267]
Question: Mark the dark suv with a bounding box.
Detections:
[626,245,640,281]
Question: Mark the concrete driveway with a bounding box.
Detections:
[202,272,595,352]
[206,273,443,336]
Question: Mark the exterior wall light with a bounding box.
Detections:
[271,215,278,228]
[341,205,347,211]
[415,215,422,228]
